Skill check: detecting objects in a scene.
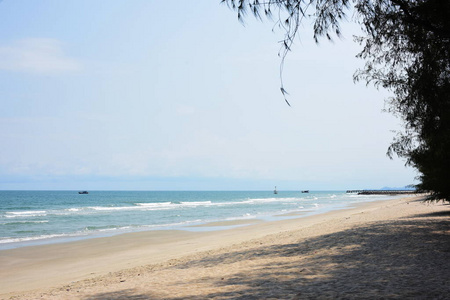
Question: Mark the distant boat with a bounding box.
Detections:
[274,186,278,194]
[301,190,309,193]
[78,191,89,194]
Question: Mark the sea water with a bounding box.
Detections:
[0,190,408,250]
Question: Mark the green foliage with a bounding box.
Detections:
[223,0,450,201]
[355,0,450,201]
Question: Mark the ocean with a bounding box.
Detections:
[0,190,407,250]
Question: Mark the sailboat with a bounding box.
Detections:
[274,186,278,194]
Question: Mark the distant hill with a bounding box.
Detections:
[380,186,416,191]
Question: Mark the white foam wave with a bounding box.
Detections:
[135,202,172,207]
[88,206,140,211]
[3,198,313,219]
[0,232,87,244]
[5,211,47,218]
[241,197,300,204]
[180,201,212,206]
[1,220,49,225]
[84,225,133,232]
[7,210,46,215]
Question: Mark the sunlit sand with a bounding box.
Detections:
[2,196,449,299]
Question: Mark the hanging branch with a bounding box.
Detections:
[222,0,351,106]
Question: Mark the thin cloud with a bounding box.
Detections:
[0,38,82,74]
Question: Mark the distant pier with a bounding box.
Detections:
[346,190,419,195]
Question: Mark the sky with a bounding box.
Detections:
[0,0,417,191]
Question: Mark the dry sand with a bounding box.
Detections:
[1,196,450,299]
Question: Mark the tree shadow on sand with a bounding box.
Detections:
[84,215,450,300]
[83,289,154,300]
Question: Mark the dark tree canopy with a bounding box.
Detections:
[223,0,450,201]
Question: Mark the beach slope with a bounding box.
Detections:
[2,196,450,299]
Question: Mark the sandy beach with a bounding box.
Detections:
[1,195,450,299]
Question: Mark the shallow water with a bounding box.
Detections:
[0,190,406,249]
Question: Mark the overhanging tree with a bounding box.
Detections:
[223,0,450,201]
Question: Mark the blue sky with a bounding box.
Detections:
[0,1,417,190]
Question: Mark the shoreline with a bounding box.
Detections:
[0,193,407,251]
[2,195,449,298]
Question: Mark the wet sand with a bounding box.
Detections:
[187,219,264,227]
[2,196,450,299]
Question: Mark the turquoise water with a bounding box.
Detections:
[0,190,406,250]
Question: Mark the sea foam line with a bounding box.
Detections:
[4,211,47,218]
[1,220,49,225]
[0,232,88,244]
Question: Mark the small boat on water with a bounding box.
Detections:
[274,186,278,194]
[78,191,89,194]
[301,190,309,193]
